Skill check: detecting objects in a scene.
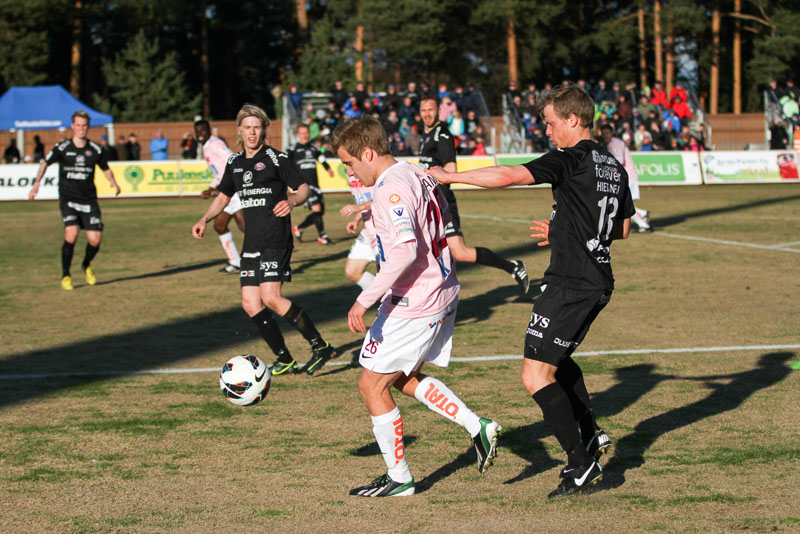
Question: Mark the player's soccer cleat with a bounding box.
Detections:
[472,417,502,473]
[641,210,650,223]
[219,264,239,274]
[510,260,530,295]
[349,473,415,497]
[84,266,96,286]
[317,234,333,245]
[547,461,603,499]
[292,226,303,240]
[302,342,337,375]
[584,428,612,461]
[270,359,300,376]
[61,276,74,291]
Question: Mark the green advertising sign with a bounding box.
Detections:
[632,154,685,182]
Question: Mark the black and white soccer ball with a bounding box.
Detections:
[219,355,271,406]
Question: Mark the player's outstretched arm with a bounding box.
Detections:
[340,200,372,218]
[28,160,49,200]
[275,183,309,217]
[530,218,550,247]
[192,192,230,238]
[429,164,534,189]
[104,169,121,196]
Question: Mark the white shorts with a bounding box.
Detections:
[224,192,242,215]
[629,177,640,201]
[359,299,457,375]
[348,228,379,262]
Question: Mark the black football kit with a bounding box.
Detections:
[418,122,461,237]
[46,139,110,230]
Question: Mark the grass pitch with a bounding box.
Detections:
[1,184,799,533]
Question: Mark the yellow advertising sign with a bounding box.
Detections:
[94,161,214,197]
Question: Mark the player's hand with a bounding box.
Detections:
[348,301,369,334]
[340,203,359,217]
[428,166,451,184]
[327,169,334,177]
[200,187,216,199]
[28,185,38,201]
[112,182,121,196]
[273,199,294,217]
[346,220,359,234]
[530,219,550,246]
[192,219,206,239]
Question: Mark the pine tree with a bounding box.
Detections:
[94,30,201,121]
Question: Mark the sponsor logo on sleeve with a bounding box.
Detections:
[389,194,401,203]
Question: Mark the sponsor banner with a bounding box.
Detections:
[97,160,214,196]
[496,154,544,166]
[0,164,60,200]
[701,151,800,184]
[632,152,703,185]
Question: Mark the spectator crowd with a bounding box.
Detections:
[288,81,493,157]
[507,79,708,153]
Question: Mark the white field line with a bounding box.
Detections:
[1,344,798,380]
[654,232,800,253]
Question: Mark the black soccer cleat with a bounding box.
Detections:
[547,461,603,499]
[472,417,501,473]
[349,473,415,497]
[301,342,337,375]
[510,260,530,295]
[585,428,612,461]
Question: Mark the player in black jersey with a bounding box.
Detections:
[417,94,530,296]
[28,110,121,291]
[192,104,337,376]
[431,83,635,498]
[287,124,335,244]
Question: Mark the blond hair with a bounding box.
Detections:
[537,83,595,128]
[235,103,270,147]
[71,110,90,124]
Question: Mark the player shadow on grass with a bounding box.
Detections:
[93,260,225,285]
[291,249,350,276]
[500,363,674,485]
[598,351,794,491]
[649,192,800,231]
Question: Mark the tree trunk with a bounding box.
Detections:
[70,0,82,97]
[665,25,674,94]
[654,0,663,84]
[506,10,518,85]
[295,0,308,44]
[733,0,742,114]
[201,0,211,119]
[710,4,720,114]
[638,5,647,89]
[355,24,364,82]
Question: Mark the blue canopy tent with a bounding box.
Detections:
[0,85,113,155]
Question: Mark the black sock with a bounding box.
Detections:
[61,241,75,277]
[82,243,100,269]
[312,212,326,237]
[533,382,591,467]
[298,213,316,230]
[283,302,323,348]
[555,356,598,442]
[251,308,290,361]
[475,247,515,273]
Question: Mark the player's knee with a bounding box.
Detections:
[213,218,228,234]
[241,299,261,317]
[344,264,363,282]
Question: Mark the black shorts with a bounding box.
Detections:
[523,284,612,366]
[60,198,103,231]
[239,249,293,287]
[444,200,463,238]
[304,185,325,210]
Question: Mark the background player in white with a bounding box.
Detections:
[333,117,500,498]
[431,83,633,498]
[339,174,377,290]
[600,124,650,232]
[28,110,121,290]
[195,119,246,273]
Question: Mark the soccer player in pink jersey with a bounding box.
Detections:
[332,117,500,498]
[339,174,378,290]
[195,120,245,273]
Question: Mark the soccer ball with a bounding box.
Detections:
[219,355,271,406]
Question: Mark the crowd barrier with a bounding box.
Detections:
[1,151,797,201]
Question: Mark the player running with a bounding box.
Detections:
[28,110,121,290]
[288,124,335,244]
[195,119,246,273]
[192,104,336,376]
[417,93,531,295]
[430,83,633,498]
[333,117,500,498]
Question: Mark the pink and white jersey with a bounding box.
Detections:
[606,137,640,200]
[356,160,459,318]
[203,135,233,189]
[350,176,376,240]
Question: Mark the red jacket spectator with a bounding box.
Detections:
[650,83,669,108]
[669,85,688,107]
[671,96,692,121]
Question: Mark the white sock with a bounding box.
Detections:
[371,407,412,483]
[356,271,375,290]
[414,376,482,437]
[218,232,241,267]
[631,212,649,229]
[635,207,649,218]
